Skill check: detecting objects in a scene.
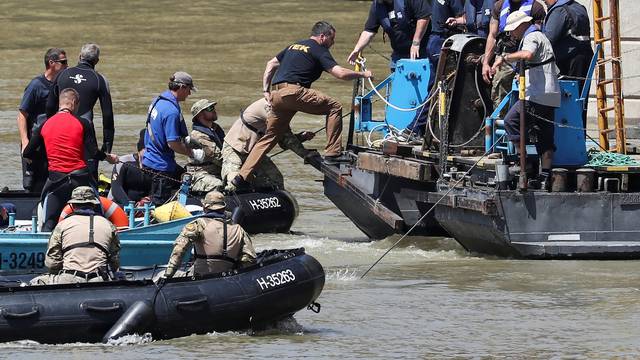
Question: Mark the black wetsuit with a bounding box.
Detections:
[46,60,115,177]
[109,154,152,207]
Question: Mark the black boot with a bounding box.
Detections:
[231,175,251,191]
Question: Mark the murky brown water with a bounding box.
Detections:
[1,0,640,358]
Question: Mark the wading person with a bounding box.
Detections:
[185,99,225,193]
[223,97,314,191]
[347,0,431,70]
[30,186,120,285]
[231,21,373,189]
[142,71,204,205]
[161,191,256,279]
[491,10,560,188]
[23,88,118,231]
[481,0,547,107]
[17,47,68,192]
[46,43,115,179]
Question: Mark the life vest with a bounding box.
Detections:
[59,196,129,229]
[499,0,535,32]
[374,0,410,35]
[193,213,237,264]
[542,0,590,43]
[465,0,494,37]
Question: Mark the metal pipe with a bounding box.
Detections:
[576,168,596,192]
[518,60,527,191]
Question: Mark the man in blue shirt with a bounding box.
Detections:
[428,0,466,73]
[142,71,204,205]
[348,0,432,70]
[17,48,67,192]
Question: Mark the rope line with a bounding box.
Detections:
[360,135,505,279]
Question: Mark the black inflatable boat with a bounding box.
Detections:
[0,248,324,344]
[0,188,298,234]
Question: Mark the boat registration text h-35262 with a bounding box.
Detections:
[256,269,296,291]
[248,197,281,211]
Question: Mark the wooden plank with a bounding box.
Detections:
[357,152,434,181]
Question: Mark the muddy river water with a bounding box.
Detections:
[1,0,640,358]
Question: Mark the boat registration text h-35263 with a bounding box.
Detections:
[256,269,296,291]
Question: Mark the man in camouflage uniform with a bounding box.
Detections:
[30,186,120,285]
[163,191,256,279]
[222,98,315,191]
[185,99,225,193]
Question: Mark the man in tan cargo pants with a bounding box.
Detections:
[231,20,373,189]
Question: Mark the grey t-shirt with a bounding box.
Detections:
[521,31,561,107]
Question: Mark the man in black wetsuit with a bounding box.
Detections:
[46,43,115,179]
[108,129,152,207]
[25,88,118,231]
[16,48,68,192]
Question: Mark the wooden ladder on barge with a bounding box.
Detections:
[592,0,626,153]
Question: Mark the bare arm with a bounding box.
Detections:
[347,31,376,64]
[328,65,373,81]
[491,50,534,72]
[167,140,194,157]
[482,18,500,83]
[410,18,430,60]
[262,57,280,103]
[16,110,29,151]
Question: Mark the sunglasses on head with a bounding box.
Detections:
[53,59,68,65]
[205,105,216,112]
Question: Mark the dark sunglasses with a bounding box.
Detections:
[205,105,216,112]
[53,59,68,65]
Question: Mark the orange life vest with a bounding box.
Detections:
[59,196,129,230]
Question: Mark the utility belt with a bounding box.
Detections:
[59,268,110,281]
[271,82,306,90]
[194,253,237,263]
[186,164,214,172]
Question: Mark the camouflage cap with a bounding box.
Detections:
[202,191,226,211]
[191,99,217,121]
[68,186,100,205]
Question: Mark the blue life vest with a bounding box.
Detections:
[193,124,225,150]
[465,0,494,38]
[542,0,590,43]
[499,0,534,32]
[375,0,410,34]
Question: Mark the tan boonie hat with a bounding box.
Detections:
[202,191,226,211]
[191,99,218,121]
[68,186,100,205]
[171,71,198,92]
[504,10,533,32]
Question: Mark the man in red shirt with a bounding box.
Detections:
[23,88,118,231]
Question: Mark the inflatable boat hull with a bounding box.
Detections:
[0,249,324,344]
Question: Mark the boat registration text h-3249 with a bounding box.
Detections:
[0,252,45,270]
[256,269,296,291]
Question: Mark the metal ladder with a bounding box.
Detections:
[592,0,626,153]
